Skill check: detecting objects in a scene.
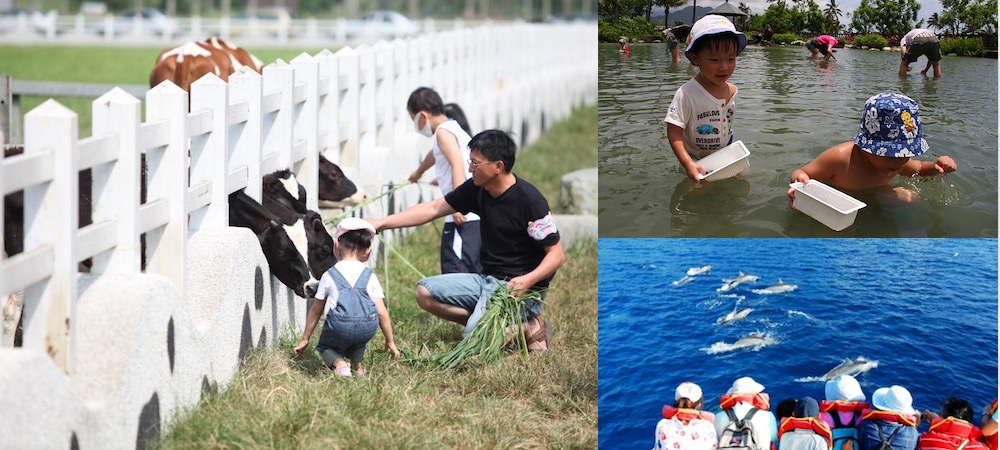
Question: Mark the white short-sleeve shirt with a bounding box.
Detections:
[314,260,384,314]
[665,78,738,160]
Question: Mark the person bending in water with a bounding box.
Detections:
[788,93,956,205]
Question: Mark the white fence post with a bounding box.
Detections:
[357,45,377,158]
[90,88,142,274]
[335,47,360,167]
[373,41,395,151]
[22,100,78,373]
[262,60,295,173]
[315,50,340,163]
[228,67,264,203]
[291,52,320,212]
[144,81,189,295]
[189,73,230,231]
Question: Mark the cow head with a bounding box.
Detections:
[318,155,367,206]
[262,169,308,220]
[303,211,336,278]
[258,220,317,298]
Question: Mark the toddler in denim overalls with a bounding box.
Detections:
[294,218,400,377]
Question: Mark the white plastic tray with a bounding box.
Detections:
[697,140,751,181]
[789,180,867,231]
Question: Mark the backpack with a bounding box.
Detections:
[829,410,860,450]
[874,422,904,450]
[720,407,762,450]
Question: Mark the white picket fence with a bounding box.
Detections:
[0,21,596,448]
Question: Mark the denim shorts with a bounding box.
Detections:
[417,273,544,337]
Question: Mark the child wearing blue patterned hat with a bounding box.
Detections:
[788,93,956,203]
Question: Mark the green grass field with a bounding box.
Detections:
[154,106,598,449]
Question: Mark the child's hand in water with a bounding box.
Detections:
[788,171,811,209]
[934,156,957,173]
[683,161,707,181]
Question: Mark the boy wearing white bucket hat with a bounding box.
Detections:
[665,14,748,181]
[858,385,920,450]
[788,92,957,205]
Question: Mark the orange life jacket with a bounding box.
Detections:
[721,392,771,411]
[779,417,834,447]
[663,405,715,423]
[928,417,982,440]
[821,401,870,414]
[862,409,918,427]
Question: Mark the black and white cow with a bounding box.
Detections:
[228,189,318,299]
[260,170,337,279]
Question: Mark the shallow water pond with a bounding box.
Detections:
[598,43,998,237]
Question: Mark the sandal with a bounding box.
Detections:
[527,318,552,352]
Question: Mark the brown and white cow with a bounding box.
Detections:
[149,38,262,92]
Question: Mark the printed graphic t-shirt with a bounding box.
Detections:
[665,78,738,160]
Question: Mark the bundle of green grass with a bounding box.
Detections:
[411,285,543,370]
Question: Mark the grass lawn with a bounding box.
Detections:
[154,105,598,449]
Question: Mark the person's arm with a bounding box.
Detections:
[372,297,400,360]
[789,145,846,206]
[505,241,565,296]
[368,196,457,232]
[668,123,705,181]
[408,150,435,183]
[293,299,325,355]
[436,129,468,225]
[899,156,957,176]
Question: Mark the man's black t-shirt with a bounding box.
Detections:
[444,176,560,288]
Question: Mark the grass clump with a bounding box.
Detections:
[409,286,542,370]
[853,33,889,49]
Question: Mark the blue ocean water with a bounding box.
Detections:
[598,238,998,449]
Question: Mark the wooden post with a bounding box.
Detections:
[229,66,264,202]
[189,73,229,231]
[144,80,189,294]
[335,47,360,167]
[291,53,320,212]
[22,99,78,374]
[90,88,142,274]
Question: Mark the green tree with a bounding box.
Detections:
[849,0,920,36]
[824,0,842,33]
[661,0,688,27]
[926,12,941,31]
[959,0,997,34]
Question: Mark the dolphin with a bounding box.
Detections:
[717,307,753,325]
[752,279,798,295]
[718,271,759,292]
[672,275,695,286]
[687,265,712,276]
[733,331,771,349]
[821,357,879,381]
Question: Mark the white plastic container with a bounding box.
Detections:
[697,140,751,182]
[789,180,867,231]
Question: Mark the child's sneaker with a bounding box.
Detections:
[334,366,352,377]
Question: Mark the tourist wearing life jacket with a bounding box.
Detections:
[918,397,988,450]
[779,396,833,450]
[981,400,998,450]
[653,381,719,450]
[858,385,920,450]
[715,377,778,450]
[820,375,870,450]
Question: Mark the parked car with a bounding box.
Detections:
[330,10,420,40]
[89,8,179,37]
[232,7,293,38]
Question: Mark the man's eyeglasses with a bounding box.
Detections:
[468,159,495,168]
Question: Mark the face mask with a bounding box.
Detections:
[413,112,433,137]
